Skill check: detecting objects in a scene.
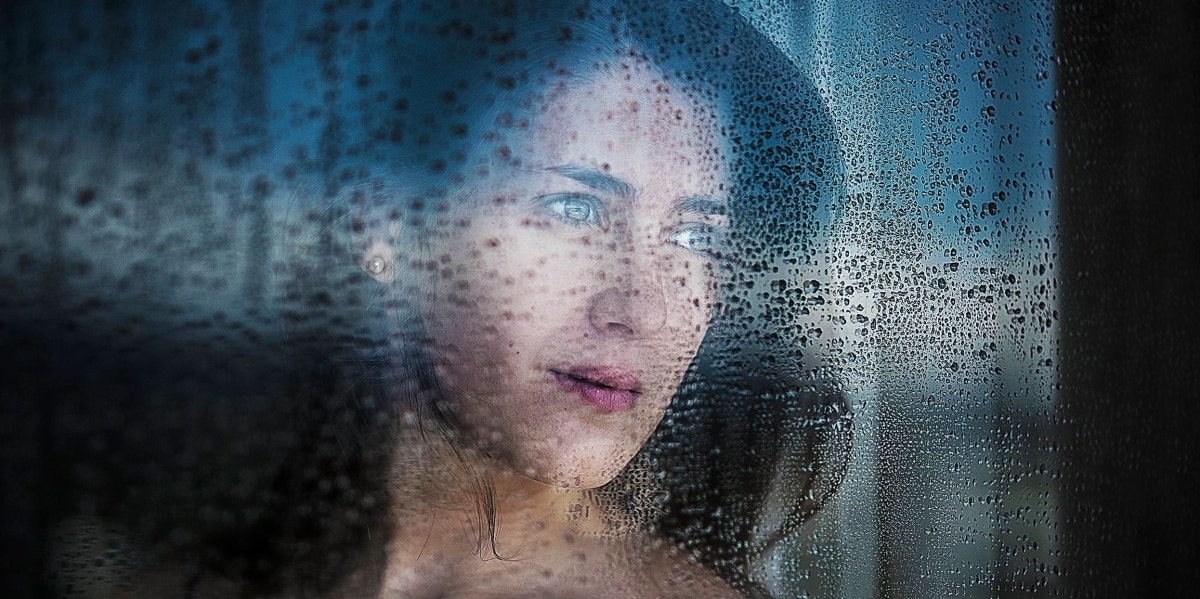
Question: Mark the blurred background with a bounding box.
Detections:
[3,0,1197,597]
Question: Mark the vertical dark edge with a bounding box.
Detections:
[1056,0,1199,596]
[2,2,47,596]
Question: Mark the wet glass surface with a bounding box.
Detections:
[2,1,1195,597]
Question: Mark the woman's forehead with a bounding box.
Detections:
[511,66,726,171]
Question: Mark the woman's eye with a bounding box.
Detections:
[537,193,606,228]
[667,224,721,254]
[562,200,591,221]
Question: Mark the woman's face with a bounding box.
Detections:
[416,62,729,488]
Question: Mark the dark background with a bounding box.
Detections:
[1057,0,1199,597]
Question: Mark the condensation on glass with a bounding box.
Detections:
[0,0,1078,598]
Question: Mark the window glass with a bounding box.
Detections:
[723,1,1060,596]
[2,1,1193,598]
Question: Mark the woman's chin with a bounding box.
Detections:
[517,467,620,490]
[505,453,630,490]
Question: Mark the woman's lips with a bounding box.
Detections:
[551,367,641,413]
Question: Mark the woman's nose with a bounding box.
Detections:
[586,260,668,338]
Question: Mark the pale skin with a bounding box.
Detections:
[353,62,744,597]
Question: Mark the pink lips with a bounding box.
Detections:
[552,367,641,412]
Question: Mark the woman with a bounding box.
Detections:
[42,0,849,597]
[316,1,850,596]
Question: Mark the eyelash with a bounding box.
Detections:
[535,192,723,256]
[666,223,721,255]
[537,192,607,229]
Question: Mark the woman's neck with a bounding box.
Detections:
[384,425,612,562]
[355,426,741,599]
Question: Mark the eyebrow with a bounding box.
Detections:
[673,196,728,218]
[547,165,636,199]
[545,164,729,218]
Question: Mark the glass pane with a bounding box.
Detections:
[2,1,1194,598]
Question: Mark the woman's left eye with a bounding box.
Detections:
[537,193,606,228]
[667,224,721,254]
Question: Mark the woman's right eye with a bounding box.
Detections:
[536,193,607,229]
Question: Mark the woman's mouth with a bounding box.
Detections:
[551,367,641,413]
